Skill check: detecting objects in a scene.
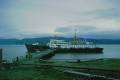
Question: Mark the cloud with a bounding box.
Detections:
[55,25,97,34]
[55,25,120,39]
[84,31,120,39]
[0,0,120,39]
[86,8,120,19]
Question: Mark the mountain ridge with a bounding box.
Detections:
[0,37,120,44]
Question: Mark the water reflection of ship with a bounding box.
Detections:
[25,32,103,53]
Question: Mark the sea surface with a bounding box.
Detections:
[51,45,120,61]
[0,45,27,62]
[0,45,120,62]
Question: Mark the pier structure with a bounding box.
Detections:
[0,49,2,64]
[20,49,55,64]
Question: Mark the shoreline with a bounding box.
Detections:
[0,48,120,80]
[0,51,120,80]
[0,58,120,80]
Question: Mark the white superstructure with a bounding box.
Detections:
[47,39,69,48]
[47,31,96,49]
[47,39,95,49]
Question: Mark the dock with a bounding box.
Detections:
[19,49,55,64]
[0,49,2,64]
[62,69,119,80]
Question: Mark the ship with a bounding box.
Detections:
[47,34,103,53]
[25,33,103,53]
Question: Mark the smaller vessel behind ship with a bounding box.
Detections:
[25,43,49,53]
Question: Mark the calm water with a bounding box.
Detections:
[0,45,27,62]
[0,45,120,62]
[51,45,120,61]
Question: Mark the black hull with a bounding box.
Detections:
[54,48,103,53]
[25,44,103,53]
[25,44,49,53]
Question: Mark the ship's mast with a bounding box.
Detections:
[53,32,58,40]
[72,29,80,48]
[74,29,77,41]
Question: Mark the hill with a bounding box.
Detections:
[0,37,120,44]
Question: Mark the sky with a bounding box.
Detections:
[0,0,120,39]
